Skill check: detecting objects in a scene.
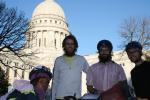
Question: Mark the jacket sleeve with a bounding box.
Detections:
[86,67,93,86]
[51,59,60,100]
[118,65,127,81]
[82,57,89,73]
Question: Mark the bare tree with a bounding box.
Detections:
[119,17,150,50]
[0,67,9,96]
[0,1,35,70]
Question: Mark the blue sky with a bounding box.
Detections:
[5,0,150,55]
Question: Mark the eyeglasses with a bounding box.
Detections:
[127,49,140,54]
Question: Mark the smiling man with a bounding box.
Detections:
[125,41,150,100]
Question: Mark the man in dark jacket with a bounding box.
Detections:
[125,41,150,100]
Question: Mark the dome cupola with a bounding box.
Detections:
[32,0,65,18]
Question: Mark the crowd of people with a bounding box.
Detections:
[0,35,150,100]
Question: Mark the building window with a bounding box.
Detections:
[29,66,32,70]
[15,62,18,67]
[39,38,41,47]
[14,69,17,77]
[55,39,56,48]
[44,38,46,47]
[59,21,61,24]
[40,20,42,23]
[60,32,63,35]
[31,66,33,70]
[55,20,57,24]
[22,70,25,79]
[7,60,12,64]
[122,63,125,66]
[50,20,52,23]
[36,39,37,46]
[65,34,67,37]
[45,20,47,23]
[120,63,125,66]
[55,31,58,34]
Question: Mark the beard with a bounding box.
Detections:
[65,51,75,57]
[98,54,112,63]
[64,48,76,57]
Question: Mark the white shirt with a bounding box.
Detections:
[87,61,127,93]
[52,55,89,100]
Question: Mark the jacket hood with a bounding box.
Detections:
[13,79,34,92]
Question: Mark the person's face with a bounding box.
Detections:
[99,46,111,62]
[36,77,50,92]
[64,39,76,56]
[126,48,142,63]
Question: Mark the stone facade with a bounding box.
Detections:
[27,0,70,68]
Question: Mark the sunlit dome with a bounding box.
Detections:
[32,0,65,18]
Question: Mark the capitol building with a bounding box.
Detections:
[1,0,136,94]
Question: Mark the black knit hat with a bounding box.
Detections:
[97,40,113,52]
[125,41,142,51]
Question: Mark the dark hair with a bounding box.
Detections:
[125,41,142,51]
[62,35,78,51]
[97,39,113,52]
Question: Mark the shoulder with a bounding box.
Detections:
[7,89,39,100]
[143,61,150,65]
[75,55,85,59]
[54,56,65,65]
[110,61,120,66]
[91,62,99,67]
[89,62,99,70]
[132,61,150,71]
[12,80,34,92]
[109,61,125,72]
[110,61,122,68]
[7,89,22,100]
[139,61,150,70]
[74,55,88,62]
[55,56,64,61]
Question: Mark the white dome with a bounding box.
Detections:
[32,0,65,18]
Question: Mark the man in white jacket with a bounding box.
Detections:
[52,35,89,100]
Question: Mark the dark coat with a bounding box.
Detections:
[6,89,40,100]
